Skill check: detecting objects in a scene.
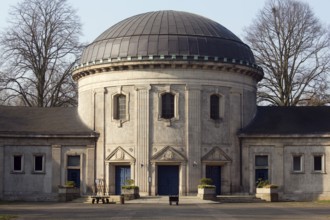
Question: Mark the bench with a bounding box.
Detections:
[91,196,110,204]
[169,195,179,205]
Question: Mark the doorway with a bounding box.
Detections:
[157,165,179,195]
[115,166,131,195]
[206,165,221,195]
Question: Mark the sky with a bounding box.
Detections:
[0,0,329,44]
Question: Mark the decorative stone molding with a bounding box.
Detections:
[72,60,263,82]
[151,146,187,163]
[106,146,136,163]
[202,146,232,164]
[110,88,130,127]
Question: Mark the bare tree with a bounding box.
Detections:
[244,0,330,106]
[0,0,83,107]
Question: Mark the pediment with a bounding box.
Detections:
[106,146,135,162]
[202,147,231,162]
[151,146,187,162]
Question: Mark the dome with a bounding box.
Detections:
[80,10,256,65]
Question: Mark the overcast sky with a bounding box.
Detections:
[0,0,329,44]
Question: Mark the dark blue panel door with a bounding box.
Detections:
[206,166,221,195]
[115,166,131,195]
[158,166,179,195]
[67,169,80,188]
[255,169,268,182]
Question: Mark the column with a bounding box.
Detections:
[105,162,110,195]
[135,85,151,195]
[185,85,202,195]
[150,162,156,195]
[180,163,187,195]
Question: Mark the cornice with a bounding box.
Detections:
[72,57,263,82]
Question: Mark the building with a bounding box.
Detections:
[0,10,329,201]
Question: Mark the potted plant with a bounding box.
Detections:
[58,181,80,202]
[121,179,140,200]
[197,178,216,200]
[255,179,278,202]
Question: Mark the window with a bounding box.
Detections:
[161,93,174,119]
[12,155,23,172]
[210,94,220,120]
[292,155,302,172]
[67,155,81,188]
[68,155,80,167]
[313,155,323,172]
[114,94,126,120]
[255,155,268,182]
[255,155,268,166]
[34,155,44,173]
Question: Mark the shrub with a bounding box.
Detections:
[65,181,75,187]
[125,179,135,186]
[122,185,139,190]
[256,178,278,188]
[200,178,213,185]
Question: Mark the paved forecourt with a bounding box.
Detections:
[1,201,330,220]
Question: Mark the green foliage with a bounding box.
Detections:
[122,179,139,189]
[198,178,215,189]
[256,178,278,188]
[125,179,135,186]
[65,181,75,187]
[0,215,17,220]
[121,185,139,190]
[200,178,213,185]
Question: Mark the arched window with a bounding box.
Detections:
[210,94,220,120]
[114,94,126,120]
[161,93,175,119]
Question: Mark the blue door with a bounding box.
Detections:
[206,166,221,195]
[158,166,179,195]
[67,169,80,188]
[115,166,131,195]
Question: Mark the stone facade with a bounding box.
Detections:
[0,137,95,201]
[1,10,329,202]
[241,136,330,201]
[75,67,259,196]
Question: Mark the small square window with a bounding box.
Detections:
[293,155,302,172]
[314,155,323,172]
[34,155,44,173]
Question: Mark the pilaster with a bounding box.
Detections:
[94,88,107,180]
[0,145,3,198]
[86,145,95,194]
[185,84,202,195]
[51,145,61,192]
[135,85,151,195]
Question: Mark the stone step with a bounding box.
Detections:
[216,195,265,203]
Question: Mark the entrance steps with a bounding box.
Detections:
[70,195,120,203]
[216,195,265,203]
[71,194,264,204]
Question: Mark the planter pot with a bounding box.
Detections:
[58,187,80,202]
[122,188,140,200]
[197,188,216,200]
[256,188,278,202]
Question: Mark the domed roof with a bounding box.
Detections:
[80,10,256,65]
